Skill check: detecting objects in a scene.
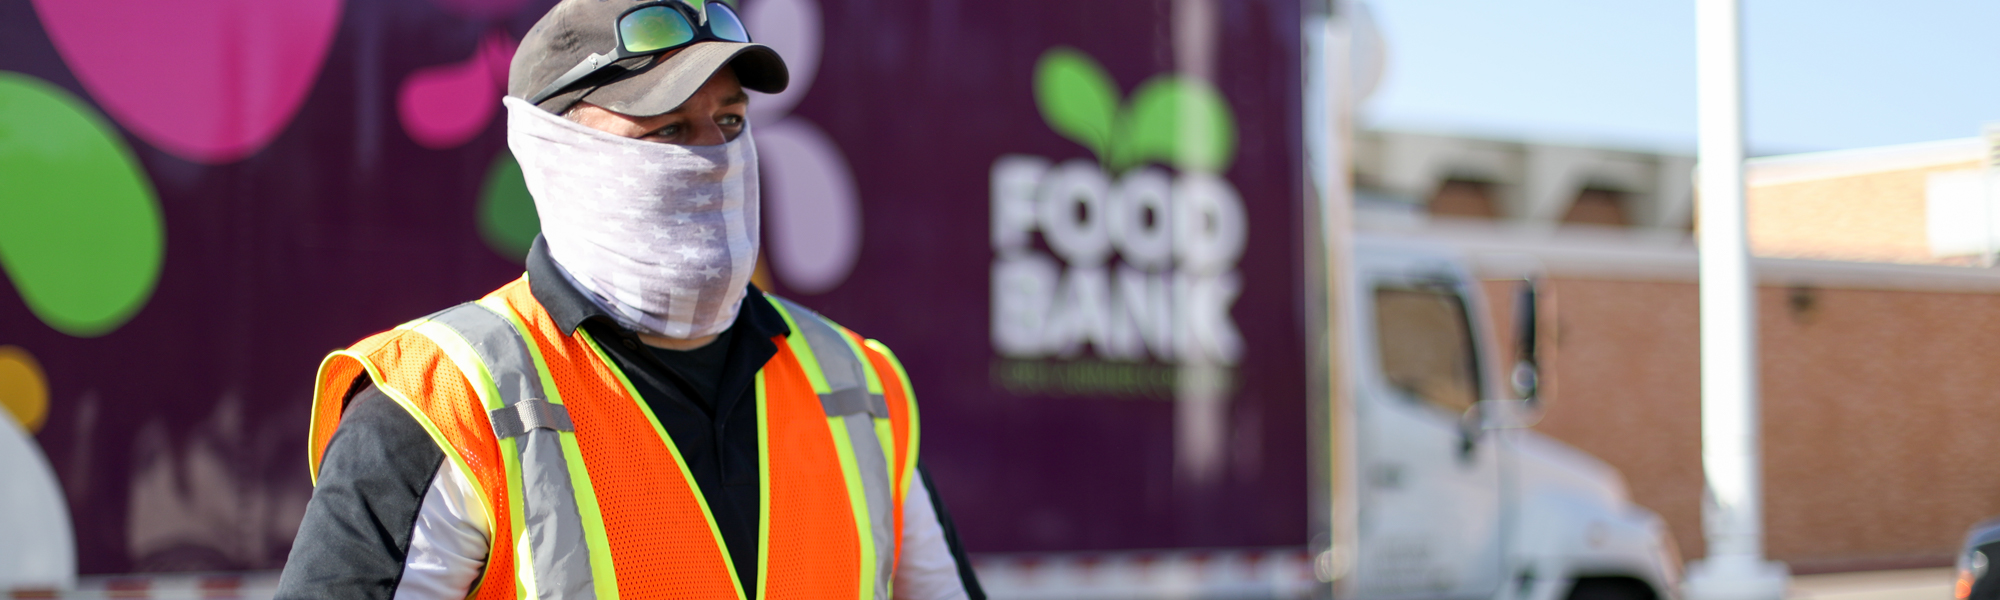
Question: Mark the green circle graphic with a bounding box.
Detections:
[478,149,540,261]
[0,72,164,337]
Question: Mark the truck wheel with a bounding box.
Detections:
[1566,578,1657,600]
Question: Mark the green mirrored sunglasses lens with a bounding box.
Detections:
[620,6,695,53]
[705,3,750,42]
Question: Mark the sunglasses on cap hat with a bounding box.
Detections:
[525,0,752,106]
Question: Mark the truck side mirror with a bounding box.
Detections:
[1510,279,1540,406]
[1477,278,1546,431]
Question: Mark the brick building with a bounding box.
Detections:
[1355,130,2000,572]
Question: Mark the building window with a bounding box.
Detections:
[1428,179,1498,219]
[1562,188,1629,227]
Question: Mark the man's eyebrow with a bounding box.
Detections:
[723,91,749,106]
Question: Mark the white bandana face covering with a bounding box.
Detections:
[504,96,760,339]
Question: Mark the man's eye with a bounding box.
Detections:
[651,123,683,138]
[718,114,744,127]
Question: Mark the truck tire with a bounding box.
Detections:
[1565,578,1657,600]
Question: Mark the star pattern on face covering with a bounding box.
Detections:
[507,97,759,339]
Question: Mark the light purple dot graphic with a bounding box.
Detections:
[758,119,860,295]
[743,0,821,125]
[743,0,862,294]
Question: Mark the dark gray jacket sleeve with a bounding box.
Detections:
[276,385,444,600]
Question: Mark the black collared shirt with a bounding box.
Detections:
[277,238,981,599]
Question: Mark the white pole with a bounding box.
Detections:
[1687,0,1788,598]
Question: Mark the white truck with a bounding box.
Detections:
[1335,234,1680,600]
[970,235,1683,600]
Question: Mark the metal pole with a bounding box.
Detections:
[1687,0,1788,598]
[1304,0,1359,595]
[1983,124,2000,267]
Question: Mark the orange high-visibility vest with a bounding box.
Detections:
[306,277,921,600]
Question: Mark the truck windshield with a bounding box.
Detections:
[1374,286,1481,414]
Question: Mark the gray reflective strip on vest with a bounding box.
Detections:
[772,297,899,596]
[774,297,889,418]
[429,304,597,600]
[490,398,575,438]
[841,413,897,599]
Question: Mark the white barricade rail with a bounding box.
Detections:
[5,572,280,600]
[7,548,1317,599]
[972,546,1318,600]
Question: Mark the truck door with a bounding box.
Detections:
[1353,274,1505,600]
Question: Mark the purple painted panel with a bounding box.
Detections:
[752,0,1309,553]
[1,0,554,573]
[0,0,1303,573]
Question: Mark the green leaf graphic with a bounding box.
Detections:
[1033,48,1240,174]
[1034,48,1119,162]
[1116,76,1237,173]
[479,149,540,261]
[0,72,164,337]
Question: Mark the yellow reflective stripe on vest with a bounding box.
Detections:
[766,296,898,600]
[863,339,921,502]
[826,413,882,600]
[751,371,774,600]
[472,298,620,600]
[312,340,498,519]
[750,362,892,600]
[861,339,921,600]
[571,325,751,600]
[427,305,574,600]
[414,301,612,600]
[395,317,533,600]
[773,305,834,395]
[770,302,895,483]
[846,330,885,397]
[839,330,896,498]
[770,298,888,417]
[312,317,510,598]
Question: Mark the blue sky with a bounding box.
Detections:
[1360,0,2000,156]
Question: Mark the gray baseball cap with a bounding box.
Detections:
[507,0,788,116]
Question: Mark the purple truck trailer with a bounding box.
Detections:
[0,0,1680,598]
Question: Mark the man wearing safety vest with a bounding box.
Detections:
[274,1,982,598]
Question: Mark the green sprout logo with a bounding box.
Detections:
[1032,47,1238,174]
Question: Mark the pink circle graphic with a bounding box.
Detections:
[399,32,517,150]
[30,0,345,164]
[429,0,535,19]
